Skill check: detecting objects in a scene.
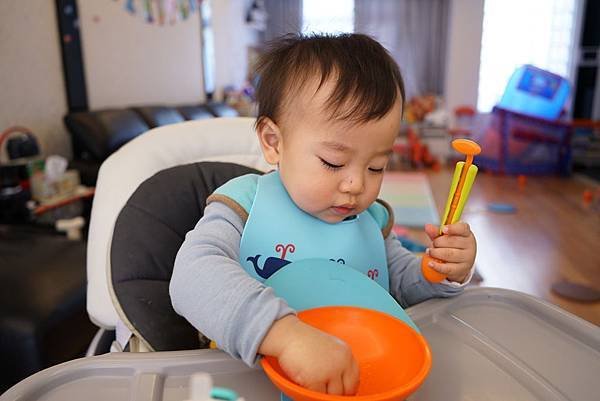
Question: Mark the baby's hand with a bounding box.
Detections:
[424,222,476,283]
[259,315,360,395]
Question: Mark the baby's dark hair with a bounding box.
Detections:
[254,33,405,131]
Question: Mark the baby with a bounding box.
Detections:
[170,33,476,396]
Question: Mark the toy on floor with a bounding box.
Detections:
[487,203,517,213]
[407,127,441,170]
[583,189,594,208]
[421,139,481,283]
[475,65,573,175]
[517,174,527,191]
[551,280,600,303]
[498,65,570,120]
[403,94,437,124]
[392,128,441,171]
[262,306,431,401]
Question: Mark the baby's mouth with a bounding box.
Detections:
[331,205,357,216]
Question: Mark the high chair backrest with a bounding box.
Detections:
[87,118,269,332]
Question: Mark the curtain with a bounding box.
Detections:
[264,0,303,41]
[355,0,450,99]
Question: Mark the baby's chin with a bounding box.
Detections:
[319,215,347,224]
[310,208,364,224]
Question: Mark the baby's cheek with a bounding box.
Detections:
[364,183,381,204]
[290,187,325,213]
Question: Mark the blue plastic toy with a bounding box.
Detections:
[487,203,517,213]
[497,64,570,120]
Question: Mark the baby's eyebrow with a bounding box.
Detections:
[320,141,351,152]
[320,141,392,157]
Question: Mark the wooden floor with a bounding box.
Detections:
[405,168,600,326]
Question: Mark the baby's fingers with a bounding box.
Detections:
[441,222,472,237]
[428,247,466,263]
[326,377,344,395]
[305,379,327,394]
[432,234,471,249]
[342,359,360,395]
[425,258,461,276]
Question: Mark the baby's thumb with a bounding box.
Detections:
[424,224,439,241]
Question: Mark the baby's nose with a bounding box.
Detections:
[341,173,365,194]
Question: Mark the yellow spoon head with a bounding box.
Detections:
[452,139,481,156]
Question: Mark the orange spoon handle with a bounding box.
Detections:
[446,154,473,225]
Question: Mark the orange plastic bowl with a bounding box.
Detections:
[261,306,431,401]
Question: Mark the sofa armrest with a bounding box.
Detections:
[64,110,150,161]
[68,158,102,187]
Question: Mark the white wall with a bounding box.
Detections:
[0,0,487,160]
[211,0,262,100]
[444,0,485,118]
[78,1,204,109]
[0,0,70,158]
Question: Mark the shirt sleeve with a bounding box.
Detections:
[385,232,471,308]
[169,201,295,366]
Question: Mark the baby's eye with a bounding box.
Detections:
[368,167,385,173]
[319,157,343,170]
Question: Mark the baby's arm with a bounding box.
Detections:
[170,202,359,394]
[386,232,473,308]
[170,201,294,365]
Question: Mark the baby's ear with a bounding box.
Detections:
[256,117,282,165]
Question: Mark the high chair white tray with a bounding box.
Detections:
[3,287,599,401]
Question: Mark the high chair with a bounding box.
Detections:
[85,117,269,353]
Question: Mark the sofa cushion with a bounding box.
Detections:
[205,102,240,117]
[65,110,150,160]
[133,106,185,128]
[177,105,214,121]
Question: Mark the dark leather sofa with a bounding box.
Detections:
[64,102,239,186]
[0,102,240,393]
[0,225,97,392]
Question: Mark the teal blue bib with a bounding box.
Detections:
[232,172,389,291]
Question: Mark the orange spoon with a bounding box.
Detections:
[422,139,481,283]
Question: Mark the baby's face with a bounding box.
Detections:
[263,80,402,223]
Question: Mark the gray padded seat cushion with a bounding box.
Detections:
[110,162,261,351]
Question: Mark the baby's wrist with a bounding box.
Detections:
[259,314,299,357]
[450,272,469,284]
[449,265,472,284]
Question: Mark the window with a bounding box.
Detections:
[477,0,578,112]
[302,0,354,34]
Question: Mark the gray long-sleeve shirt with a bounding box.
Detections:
[170,201,468,366]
